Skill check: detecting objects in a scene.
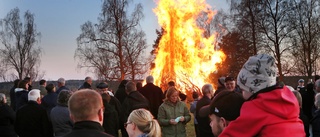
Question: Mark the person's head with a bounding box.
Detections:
[298,79,304,87]
[24,77,32,84]
[315,93,320,110]
[68,89,104,124]
[85,77,92,85]
[0,93,7,105]
[96,82,109,94]
[237,54,277,100]
[217,77,225,87]
[136,82,142,90]
[192,91,199,100]
[224,76,236,91]
[57,78,66,87]
[126,108,161,137]
[13,79,20,88]
[201,84,214,98]
[199,91,245,136]
[292,90,302,108]
[125,81,137,94]
[18,80,29,90]
[39,79,46,86]
[28,89,41,104]
[168,81,175,87]
[119,80,128,88]
[315,75,320,82]
[146,76,154,84]
[46,83,56,93]
[57,90,73,106]
[165,87,179,103]
[315,79,320,93]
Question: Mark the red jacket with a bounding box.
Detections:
[220,86,305,137]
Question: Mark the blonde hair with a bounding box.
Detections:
[165,87,180,101]
[128,108,161,137]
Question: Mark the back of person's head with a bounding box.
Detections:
[201,84,213,95]
[165,87,179,100]
[136,82,142,90]
[0,93,6,105]
[28,89,41,101]
[119,80,128,88]
[315,93,320,109]
[192,92,199,99]
[46,83,55,92]
[57,78,66,85]
[18,80,28,89]
[39,79,46,85]
[24,77,31,83]
[13,79,20,88]
[218,77,225,87]
[292,91,302,108]
[146,76,154,83]
[96,82,108,89]
[57,90,73,106]
[125,81,137,93]
[68,89,103,122]
[168,81,175,87]
[127,108,161,137]
[85,76,92,83]
[237,54,277,94]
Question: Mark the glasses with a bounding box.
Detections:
[124,122,132,128]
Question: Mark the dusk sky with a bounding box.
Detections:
[0,0,228,81]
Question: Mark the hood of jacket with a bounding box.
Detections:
[251,86,300,119]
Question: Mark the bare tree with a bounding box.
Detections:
[0,8,42,80]
[75,0,147,81]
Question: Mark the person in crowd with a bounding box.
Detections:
[115,79,128,104]
[63,89,113,137]
[195,84,214,137]
[302,79,316,121]
[42,83,58,116]
[24,77,32,91]
[139,76,164,119]
[136,82,143,92]
[39,79,48,97]
[97,82,122,118]
[312,93,320,137]
[56,78,69,95]
[199,91,245,136]
[15,80,29,110]
[219,54,304,136]
[125,108,161,137]
[96,82,114,96]
[224,76,236,92]
[213,77,226,96]
[292,90,310,137]
[78,76,93,90]
[163,81,187,102]
[315,79,320,93]
[10,79,20,111]
[190,91,200,137]
[101,93,119,137]
[121,81,149,137]
[296,79,305,91]
[158,87,191,137]
[15,89,53,137]
[50,90,73,137]
[0,93,17,137]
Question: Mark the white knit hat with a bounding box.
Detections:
[237,54,278,93]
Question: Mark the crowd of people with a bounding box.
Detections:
[0,54,320,137]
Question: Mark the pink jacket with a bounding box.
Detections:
[220,86,305,137]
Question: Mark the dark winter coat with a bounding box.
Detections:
[299,108,310,137]
[15,101,53,137]
[10,87,16,111]
[102,99,119,137]
[196,96,214,137]
[50,105,73,137]
[115,87,127,104]
[56,86,69,95]
[312,109,320,137]
[158,100,191,137]
[63,121,113,137]
[121,91,149,123]
[139,83,164,119]
[15,88,29,110]
[41,92,58,116]
[78,82,92,90]
[0,104,17,137]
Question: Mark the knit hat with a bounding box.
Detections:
[96,82,109,89]
[237,54,277,93]
[199,91,245,121]
[298,79,304,83]
[218,77,225,87]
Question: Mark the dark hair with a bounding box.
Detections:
[225,76,235,82]
[192,92,199,99]
[57,90,72,106]
[168,81,175,86]
[119,80,128,88]
[18,80,28,89]
[39,79,46,85]
[46,83,55,92]
[136,82,142,90]
[13,79,20,88]
[24,77,31,82]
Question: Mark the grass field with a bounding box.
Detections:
[186,113,196,137]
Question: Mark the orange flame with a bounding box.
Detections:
[151,0,225,93]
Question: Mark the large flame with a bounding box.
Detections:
[151,0,225,93]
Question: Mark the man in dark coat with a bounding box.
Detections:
[78,76,92,90]
[9,79,20,111]
[121,81,149,137]
[41,83,58,116]
[196,84,215,137]
[115,80,128,104]
[139,75,164,119]
[0,93,17,137]
[15,89,53,137]
[56,78,69,95]
[63,89,113,137]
